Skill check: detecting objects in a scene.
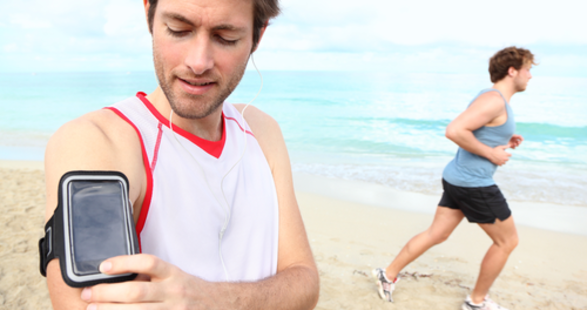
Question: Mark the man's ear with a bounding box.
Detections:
[144,0,152,33]
[507,66,518,78]
[252,22,269,53]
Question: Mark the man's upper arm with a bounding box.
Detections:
[447,92,506,134]
[44,109,145,309]
[237,105,317,274]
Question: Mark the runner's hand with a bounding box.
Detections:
[81,254,218,309]
[507,134,524,149]
[488,145,511,166]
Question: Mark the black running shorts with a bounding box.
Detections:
[438,179,511,224]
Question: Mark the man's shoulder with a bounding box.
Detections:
[231,104,279,134]
[474,90,504,105]
[470,91,506,111]
[231,104,285,170]
[51,108,134,146]
[45,107,143,171]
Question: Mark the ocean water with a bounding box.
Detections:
[1,71,586,205]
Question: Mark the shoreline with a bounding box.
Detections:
[0,159,585,235]
[293,172,587,236]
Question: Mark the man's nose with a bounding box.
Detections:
[185,35,214,75]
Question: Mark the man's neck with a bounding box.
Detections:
[491,80,517,104]
[146,87,224,141]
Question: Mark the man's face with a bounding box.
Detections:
[513,62,533,92]
[150,0,255,119]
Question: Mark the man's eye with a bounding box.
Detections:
[216,35,238,46]
[167,27,189,37]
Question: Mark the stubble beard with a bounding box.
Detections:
[514,78,528,93]
[153,48,248,120]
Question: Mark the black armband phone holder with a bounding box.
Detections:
[39,171,139,287]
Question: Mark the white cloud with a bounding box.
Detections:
[103,0,148,37]
[9,14,52,29]
[271,0,587,51]
[253,48,492,73]
[3,43,18,53]
[0,0,586,74]
[0,0,152,70]
[1,0,107,35]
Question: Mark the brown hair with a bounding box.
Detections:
[147,0,280,51]
[489,46,536,83]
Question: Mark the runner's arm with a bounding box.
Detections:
[445,92,511,165]
[44,110,146,310]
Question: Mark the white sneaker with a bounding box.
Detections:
[461,295,509,310]
[371,268,399,302]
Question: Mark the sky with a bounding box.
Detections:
[1,0,586,76]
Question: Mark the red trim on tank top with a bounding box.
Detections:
[225,116,255,137]
[151,122,163,172]
[104,106,153,252]
[136,92,225,159]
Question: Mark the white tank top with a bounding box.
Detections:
[107,92,279,282]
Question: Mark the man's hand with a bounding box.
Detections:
[507,134,524,149]
[81,254,216,309]
[81,249,318,310]
[487,145,512,166]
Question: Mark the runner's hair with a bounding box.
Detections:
[489,46,537,83]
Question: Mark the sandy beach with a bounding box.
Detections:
[0,161,586,309]
[0,161,51,309]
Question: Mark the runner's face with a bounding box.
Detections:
[150,0,254,119]
[513,63,532,92]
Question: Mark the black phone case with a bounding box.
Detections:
[39,170,139,288]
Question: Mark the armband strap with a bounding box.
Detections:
[39,192,64,277]
[39,218,53,277]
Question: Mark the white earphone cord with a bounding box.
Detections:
[169,54,263,281]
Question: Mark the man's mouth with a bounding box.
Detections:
[180,78,214,86]
[177,77,216,95]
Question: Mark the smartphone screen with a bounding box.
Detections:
[68,180,130,276]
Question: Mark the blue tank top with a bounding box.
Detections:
[442,89,515,187]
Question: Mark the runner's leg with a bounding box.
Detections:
[385,206,464,280]
[470,216,518,304]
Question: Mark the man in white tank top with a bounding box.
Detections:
[43,0,319,309]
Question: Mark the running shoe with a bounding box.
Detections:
[371,268,398,302]
[461,295,509,310]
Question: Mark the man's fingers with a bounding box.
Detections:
[85,302,165,310]
[100,254,172,279]
[83,281,163,304]
[135,273,152,282]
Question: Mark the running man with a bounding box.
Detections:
[43,0,319,309]
[373,46,536,310]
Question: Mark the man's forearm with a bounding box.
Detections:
[204,265,319,310]
[447,129,493,160]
